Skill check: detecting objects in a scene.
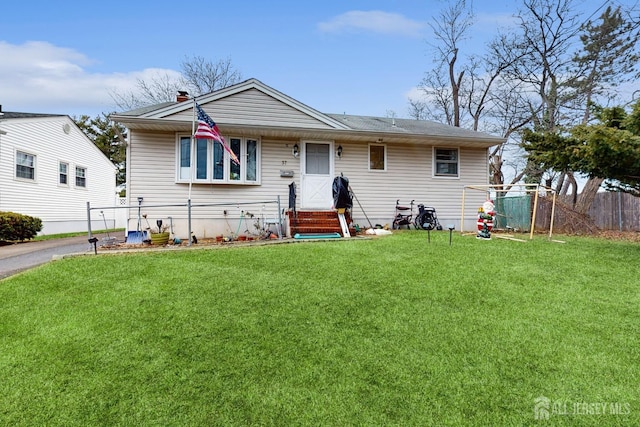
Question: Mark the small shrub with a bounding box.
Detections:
[0,211,43,241]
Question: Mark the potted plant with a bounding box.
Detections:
[150,219,170,245]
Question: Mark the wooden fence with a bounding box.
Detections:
[535,192,640,232]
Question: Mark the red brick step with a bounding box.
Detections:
[287,210,356,237]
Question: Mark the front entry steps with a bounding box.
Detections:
[287,210,356,237]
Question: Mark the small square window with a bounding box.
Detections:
[434,148,459,177]
[369,144,386,171]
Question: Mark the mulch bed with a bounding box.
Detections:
[97,235,281,251]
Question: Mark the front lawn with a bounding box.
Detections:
[0,232,638,425]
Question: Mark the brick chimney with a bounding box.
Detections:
[176,91,189,102]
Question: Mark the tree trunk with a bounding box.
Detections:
[490,154,504,187]
[555,172,566,194]
[574,177,604,215]
[558,172,578,207]
[564,173,578,207]
[449,48,462,127]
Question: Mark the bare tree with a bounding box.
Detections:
[111,71,185,111]
[491,0,584,196]
[478,30,548,190]
[111,56,242,111]
[417,1,530,190]
[420,0,474,127]
[415,0,639,210]
[180,56,243,95]
[484,77,537,189]
[509,0,582,133]
[418,67,456,125]
[407,99,428,120]
[416,0,584,192]
[508,1,640,212]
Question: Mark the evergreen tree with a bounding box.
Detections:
[522,103,640,196]
[75,113,127,185]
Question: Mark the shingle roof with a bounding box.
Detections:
[0,112,65,119]
[326,114,497,140]
[115,102,175,116]
[110,79,503,144]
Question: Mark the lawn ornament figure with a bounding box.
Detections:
[477,200,495,240]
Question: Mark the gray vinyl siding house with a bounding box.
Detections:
[111,78,503,239]
[0,112,117,234]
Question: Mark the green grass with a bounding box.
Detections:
[1,232,638,426]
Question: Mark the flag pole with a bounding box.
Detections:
[188,98,196,246]
[189,98,196,200]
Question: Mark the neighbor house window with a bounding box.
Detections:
[16,151,35,180]
[369,144,386,171]
[434,148,459,177]
[59,162,69,185]
[75,166,87,187]
[177,136,260,184]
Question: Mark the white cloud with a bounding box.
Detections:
[0,41,94,74]
[405,86,423,102]
[318,10,427,38]
[474,12,518,30]
[0,41,180,116]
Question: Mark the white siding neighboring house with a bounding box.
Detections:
[111,79,504,239]
[0,112,117,234]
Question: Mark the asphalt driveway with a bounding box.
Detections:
[0,233,113,280]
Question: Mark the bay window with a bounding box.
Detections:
[179,138,191,180]
[196,139,207,180]
[177,136,260,184]
[230,138,241,181]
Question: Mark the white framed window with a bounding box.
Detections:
[75,166,87,188]
[16,150,36,180]
[434,147,459,177]
[368,143,386,171]
[59,162,69,185]
[179,137,191,180]
[177,136,260,184]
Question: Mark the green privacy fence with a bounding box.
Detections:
[494,195,532,231]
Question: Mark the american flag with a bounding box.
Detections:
[194,120,218,140]
[194,102,240,165]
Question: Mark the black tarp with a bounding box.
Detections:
[288,182,296,216]
[332,176,352,209]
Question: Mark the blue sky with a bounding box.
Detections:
[0,0,625,119]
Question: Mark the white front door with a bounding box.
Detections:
[301,141,334,209]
